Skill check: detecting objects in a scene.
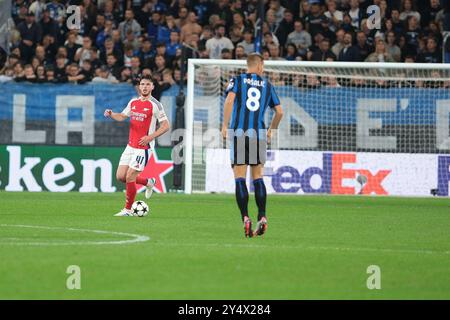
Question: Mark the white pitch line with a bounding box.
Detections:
[154,242,450,256]
[0,224,150,246]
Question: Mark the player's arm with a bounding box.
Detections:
[104,109,128,121]
[221,92,236,139]
[267,105,283,143]
[138,119,170,146]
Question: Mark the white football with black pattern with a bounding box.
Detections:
[131,200,149,217]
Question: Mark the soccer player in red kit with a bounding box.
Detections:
[104,76,170,216]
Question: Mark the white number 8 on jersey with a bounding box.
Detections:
[246,87,261,111]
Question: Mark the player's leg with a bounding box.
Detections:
[114,146,136,216]
[134,148,156,199]
[124,167,141,211]
[116,165,128,184]
[115,146,143,217]
[233,164,252,237]
[251,164,268,236]
[117,145,133,183]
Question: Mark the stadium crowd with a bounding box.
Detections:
[0,0,450,89]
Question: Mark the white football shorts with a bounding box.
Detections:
[119,145,151,172]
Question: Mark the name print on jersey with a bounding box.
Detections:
[130,111,148,122]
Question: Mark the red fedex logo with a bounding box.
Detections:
[268,153,391,195]
[331,154,391,195]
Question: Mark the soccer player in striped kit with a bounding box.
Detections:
[104,76,170,216]
[221,53,284,237]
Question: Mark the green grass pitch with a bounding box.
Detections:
[0,191,449,299]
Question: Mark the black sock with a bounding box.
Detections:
[253,178,267,221]
[235,178,249,222]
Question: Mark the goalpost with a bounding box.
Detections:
[185,59,450,196]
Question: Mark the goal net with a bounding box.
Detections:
[185,60,450,197]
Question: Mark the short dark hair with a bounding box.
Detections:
[138,75,154,84]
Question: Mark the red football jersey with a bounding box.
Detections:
[121,96,168,149]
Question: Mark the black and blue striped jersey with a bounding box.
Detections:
[225,73,281,134]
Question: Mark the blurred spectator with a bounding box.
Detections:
[122,45,134,68]
[311,38,336,61]
[234,45,247,59]
[324,0,343,33]
[287,20,312,56]
[106,54,121,79]
[268,43,284,60]
[390,9,405,34]
[54,54,68,82]
[15,64,37,82]
[285,43,299,60]
[417,37,442,63]
[276,9,295,48]
[91,65,119,83]
[74,36,94,66]
[266,9,279,33]
[136,37,154,69]
[119,66,132,83]
[2,0,449,87]
[45,0,65,26]
[129,56,141,79]
[80,59,94,81]
[304,0,326,38]
[340,13,355,33]
[331,28,345,57]
[35,64,46,83]
[355,31,373,61]
[405,16,422,55]
[39,9,59,39]
[348,0,362,29]
[229,25,244,47]
[262,22,280,46]
[232,12,247,34]
[338,32,361,61]
[44,65,57,83]
[67,63,87,84]
[205,24,234,59]
[101,0,120,24]
[400,0,421,23]
[181,12,203,43]
[221,48,233,59]
[34,44,50,66]
[212,0,233,27]
[158,14,180,45]
[365,39,395,62]
[237,29,255,54]
[100,37,122,65]
[166,31,182,57]
[123,29,140,51]
[17,12,43,63]
[147,10,163,46]
[42,34,57,61]
[422,0,442,28]
[199,24,213,48]
[119,10,141,42]
[385,31,402,62]
[13,62,25,79]
[91,15,108,49]
[176,7,190,29]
